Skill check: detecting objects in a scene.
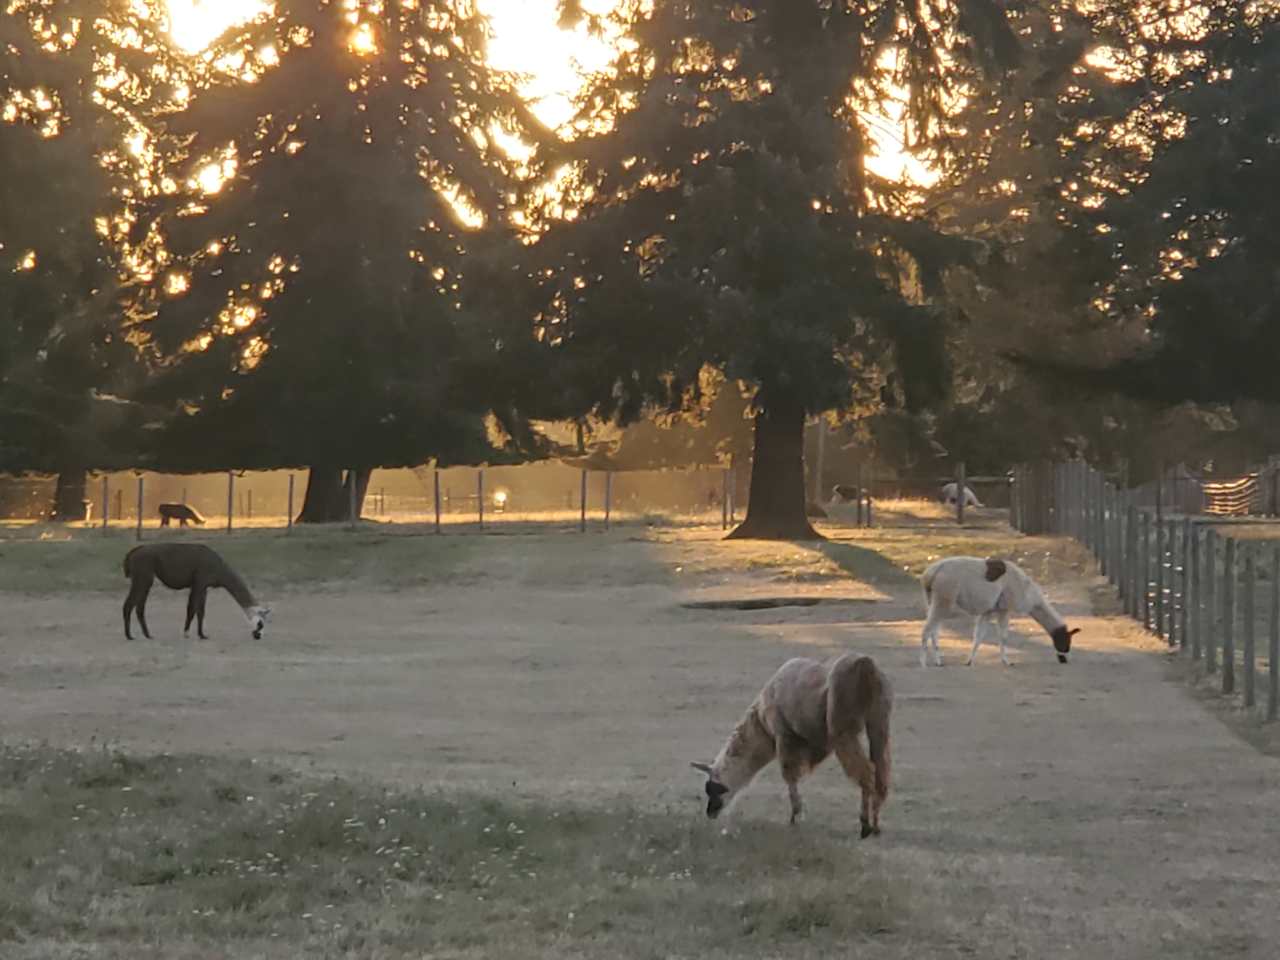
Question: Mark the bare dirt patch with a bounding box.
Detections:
[3,514,1280,957]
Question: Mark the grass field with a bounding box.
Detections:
[4,504,1280,958]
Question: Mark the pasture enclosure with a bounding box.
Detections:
[4,512,1280,957]
[1014,461,1280,721]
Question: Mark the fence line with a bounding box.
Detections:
[1014,460,1280,723]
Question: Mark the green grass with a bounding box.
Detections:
[0,524,676,596]
[0,744,931,960]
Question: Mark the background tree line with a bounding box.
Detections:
[4,0,1278,533]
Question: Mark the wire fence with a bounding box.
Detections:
[0,464,757,538]
[1014,460,1280,722]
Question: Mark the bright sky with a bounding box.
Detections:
[165,0,926,181]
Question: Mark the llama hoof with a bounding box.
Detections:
[919,653,929,668]
[1057,654,1069,664]
[932,654,944,667]
[859,819,874,839]
[1001,657,1011,667]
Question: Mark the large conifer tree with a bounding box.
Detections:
[518,0,1019,538]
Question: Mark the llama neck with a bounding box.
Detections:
[220,565,257,610]
[713,707,775,792]
[1028,601,1065,636]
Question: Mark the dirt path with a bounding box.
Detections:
[2,521,1280,956]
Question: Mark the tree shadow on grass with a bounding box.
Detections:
[811,540,919,594]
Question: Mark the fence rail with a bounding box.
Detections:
[1014,461,1280,722]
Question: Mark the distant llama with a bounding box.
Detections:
[920,556,1078,667]
[691,654,892,838]
[939,482,982,508]
[158,502,206,527]
[123,542,270,641]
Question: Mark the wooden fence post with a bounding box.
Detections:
[1205,528,1218,674]
[226,471,234,534]
[957,461,966,525]
[287,474,295,533]
[135,475,144,542]
[1269,543,1279,722]
[433,469,441,534]
[1244,544,1256,708]
[1223,536,1236,694]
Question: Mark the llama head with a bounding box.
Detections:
[1051,625,1079,663]
[690,761,732,818]
[247,604,272,640]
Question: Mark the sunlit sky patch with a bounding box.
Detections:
[165,1,929,183]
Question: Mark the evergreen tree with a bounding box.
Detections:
[1,0,164,516]
[135,0,550,521]
[517,0,1018,539]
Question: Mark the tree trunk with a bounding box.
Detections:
[341,467,373,522]
[50,468,89,522]
[727,400,822,541]
[296,466,345,523]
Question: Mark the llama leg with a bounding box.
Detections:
[966,615,987,665]
[777,739,808,824]
[195,585,210,639]
[135,589,153,641]
[931,617,944,666]
[920,609,941,667]
[833,735,879,838]
[997,610,1011,665]
[160,514,170,528]
[184,589,198,639]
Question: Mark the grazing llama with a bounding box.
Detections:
[920,556,1078,667]
[939,482,982,508]
[691,654,892,838]
[123,542,270,641]
[158,503,206,527]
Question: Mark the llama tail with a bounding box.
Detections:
[123,545,140,578]
[921,563,939,607]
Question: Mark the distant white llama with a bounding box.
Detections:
[939,482,982,508]
[919,556,1078,667]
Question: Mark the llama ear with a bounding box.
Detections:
[690,762,713,775]
[1068,627,1081,637]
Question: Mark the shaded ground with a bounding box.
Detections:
[2,508,1280,957]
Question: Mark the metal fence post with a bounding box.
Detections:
[580,468,588,533]
[957,461,966,525]
[605,472,613,530]
[226,471,234,534]
[287,474,295,533]
[1180,517,1192,650]
[1224,536,1236,694]
[1139,511,1151,628]
[1156,517,1167,640]
[135,475,144,542]
[1205,528,1218,674]
[433,469,441,534]
[348,470,358,530]
[1244,543,1256,708]
[1269,543,1279,722]
[101,475,109,533]
[1182,522,1192,660]
[477,469,485,531]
